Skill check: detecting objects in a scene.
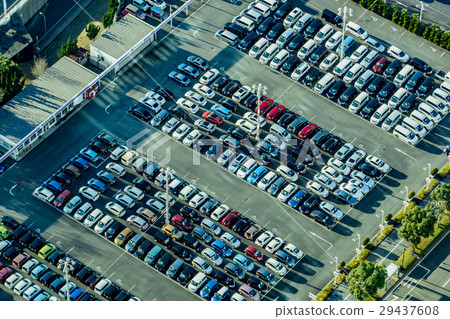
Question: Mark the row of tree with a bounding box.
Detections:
[102,0,119,29]
[0,54,25,106]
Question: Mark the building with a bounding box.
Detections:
[0,57,99,160]
[89,14,155,74]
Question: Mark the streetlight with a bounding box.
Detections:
[337,6,353,61]
[58,257,75,302]
[356,233,361,253]
[164,167,176,225]
[419,1,424,23]
[334,256,339,284]
[39,12,47,35]
[251,83,267,141]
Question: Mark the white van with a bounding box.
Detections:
[343,63,363,83]
[346,21,368,40]
[333,57,353,77]
[418,102,441,123]
[355,70,374,90]
[360,50,378,69]
[215,29,239,46]
[270,49,290,69]
[188,272,208,292]
[297,39,316,60]
[402,117,426,138]
[233,16,256,31]
[260,43,280,64]
[370,104,391,125]
[283,7,303,28]
[382,110,401,131]
[394,65,414,87]
[440,81,450,95]
[249,38,269,58]
[393,125,418,146]
[410,110,434,130]
[314,72,335,94]
[242,9,263,24]
[350,45,368,63]
[250,2,271,18]
[426,95,449,115]
[431,88,450,107]
[121,150,138,166]
[270,123,292,142]
[293,13,312,33]
[349,92,369,113]
[314,24,334,44]
[388,88,408,109]
[256,0,278,11]
[325,30,342,50]
[276,28,295,48]
[237,158,257,179]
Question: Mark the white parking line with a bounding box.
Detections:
[443,278,450,288]
[399,30,407,38]
[284,233,292,240]
[394,147,417,161]
[439,52,446,59]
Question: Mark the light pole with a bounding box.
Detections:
[337,6,353,61]
[334,256,339,284]
[403,185,409,211]
[39,12,47,35]
[252,83,267,141]
[419,1,424,23]
[58,257,75,302]
[357,233,361,253]
[169,5,173,28]
[164,167,175,225]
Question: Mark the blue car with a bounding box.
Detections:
[150,6,168,21]
[70,155,89,170]
[79,148,100,163]
[211,240,232,257]
[0,164,4,174]
[192,227,212,244]
[44,179,63,194]
[144,246,163,266]
[70,287,85,301]
[200,279,218,298]
[333,189,358,207]
[168,71,190,86]
[233,254,254,272]
[210,104,232,120]
[87,178,107,193]
[246,166,268,185]
[288,188,309,208]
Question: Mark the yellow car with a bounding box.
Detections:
[114,228,133,246]
[161,224,182,240]
[0,226,10,239]
[38,244,56,260]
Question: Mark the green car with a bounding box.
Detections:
[38,244,56,260]
[0,226,10,239]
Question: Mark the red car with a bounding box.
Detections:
[244,245,264,262]
[298,123,318,139]
[254,98,274,115]
[0,266,13,283]
[221,211,240,228]
[53,190,72,207]
[171,214,193,231]
[202,111,223,125]
[266,104,286,121]
[372,57,388,74]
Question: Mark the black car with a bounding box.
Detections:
[416,77,435,97]
[1,216,19,230]
[249,148,270,166]
[39,270,57,287]
[377,82,396,102]
[301,68,321,86]
[338,86,357,106]
[199,198,219,216]
[232,217,251,234]
[19,231,35,247]
[309,45,327,65]
[266,22,284,42]
[268,177,287,196]
[84,272,100,288]
[29,237,46,253]
[238,31,257,51]
[311,210,335,229]
[360,98,379,118]
[97,170,115,185]
[322,8,343,26]
[280,55,300,74]
[290,147,315,166]
[286,34,305,54]
[383,59,402,78]
[222,80,241,96]
[311,128,330,147]
[155,252,174,272]
[256,16,274,36]
[10,225,27,240]
[227,127,248,141]
[276,111,296,127]
[52,171,72,186]
[243,94,258,109]
[74,266,92,283]
[358,163,382,180]
[400,94,417,113]
[219,98,239,112]
[299,195,320,215]
[405,71,424,92]
[129,104,152,121]
[326,80,346,100]
[304,19,323,38]
[133,177,152,192]
[193,136,210,153]
[179,206,200,223]
[154,230,173,248]
[286,155,307,174]
[168,105,188,119]
[182,233,203,252]
[287,117,308,134]
[113,290,131,301]
[214,271,236,288]
[102,283,120,301]
[366,76,384,96]
[47,249,66,266]
[274,2,292,20]
[224,22,247,39]
[134,240,153,260]
[247,276,268,293]
[322,135,341,152]
[178,266,196,285]
[210,75,230,91]
[172,243,191,261]
[408,57,433,75]
[2,246,18,261]
[89,140,108,155]
[105,221,124,240]
[153,85,175,101]
[78,293,95,301]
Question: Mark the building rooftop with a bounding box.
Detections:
[0,13,33,62]
[0,57,98,143]
[90,14,154,60]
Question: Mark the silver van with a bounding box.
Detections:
[440,81,450,95]
[293,13,312,33]
[215,29,239,46]
[382,110,401,131]
[284,7,303,28]
[402,117,426,138]
[355,70,374,90]
[418,102,441,123]
[257,0,278,11]
[333,57,353,77]
[276,28,295,48]
[297,39,316,59]
[343,63,363,83]
[360,50,378,69]
[269,123,292,142]
[370,103,391,125]
[237,158,257,179]
[249,38,269,58]
[394,65,414,87]
[314,72,335,94]
[314,24,334,44]
[243,9,263,24]
[431,88,450,108]
[388,88,408,109]
[426,95,449,115]
[349,92,369,113]
[410,110,434,130]
[260,43,280,64]
[393,125,418,146]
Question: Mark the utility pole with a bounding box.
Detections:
[170,5,173,28]
[39,12,47,35]
[252,83,267,141]
[164,167,175,225]
[334,256,339,285]
[58,257,75,302]
[337,6,352,61]
[419,1,424,23]
[427,162,431,189]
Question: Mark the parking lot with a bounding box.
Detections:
[1,0,450,301]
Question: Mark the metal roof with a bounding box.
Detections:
[90,14,155,60]
[0,57,98,143]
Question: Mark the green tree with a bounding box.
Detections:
[433,30,442,45]
[392,10,400,24]
[440,31,450,49]
[399,8,409,27]
[429,24,439,41]
[348,261,387,301]
[57,36,78,58]
[412,20,421,34]
[409,14,418,32]
[360,0,367,7]
[399,206,437,247]
[0,53,26,105]
[109,0,118,8]
[430,183,450,226]
[85,22,101,40]
[382,3,390,17]
[423,25,432,39]
[102,8,115,28]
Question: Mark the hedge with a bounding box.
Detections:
[393,202,416,223]
[316,283,334,301]
[358,248,371,261]
[438,163,450,178]
[416,179,439,200]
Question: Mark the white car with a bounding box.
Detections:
[313,173,336,190]
[220,232,241,249]
[346,149,366,169]
[264,134,286,151]
[232,85,252,103]
[114,193,135,208]
[265,258,287,276]
[94,215,114,233]
[327,158,351,176]
[194,119,215,134]
[79,186,100,202]
[306,181,329,198]
[266,237,285,254]
[276,165,298,182]
[319,53,338,71]
[211,204,231,221]
[146,199,165,214]
[350,45,368,63]
[291,62,310,80]
[243,111,266,128]
[348,179,370,195]
[339,183,364,201]
[22,284,41,300]
[146,90,166,105]
[201,247,223,266]
[179,184,198,202]
[350,170,375,189]
[105,202,125,217]
[366,155,390,173]
[84,209,104,227]
[13,278,32,296]
[193,83,215,99]
[319,201,344,220]
[284,243,305,260]
[124,186,144,201]
[106,163,126,177]
[387,45,409,63]
[335,143,355,161]
[172,123,191,140]
[4,273,23,290]
[177,98,199,113]
[365,37,385,53]
[185,91,207,107]
[147,0,166,10]
[321,166,343,183]
[255,231,274,247]
[74,203,92,221]
[277,183,298,202]
[154,191,175,207]
[200,68,220,85]
[188,191,209,208]
[217,149,235,166]
[325,30,342,50]
[183,129,201,146]
[110,145,128,161]
[236,119,257,135]
[162,118,179,134]
[33,187,55,202]
[257,171,277,191]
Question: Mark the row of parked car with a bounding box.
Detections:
[0,216,137,301]
[215,0,449,146]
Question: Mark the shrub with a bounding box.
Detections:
[416,179,439,200]
[402,15,410,29]
[337,273,346,285]
[392,10,400,24]
[381,3,390,17]
[433,31,442,45]
[385,213,393,223]
[316,284,334,301]
[438,163,450,177]
[85,22,101,40]
[408,191,416,199]
[31,57,48,78]
[382,225,394,237]
[362,237,370,246]
[339,261,346,271]
[358,249,371,261]
[422,25,432,39]
[57,36,78,58]
[346,259,360,271]
[431,168,439,176]
[102,8,115,28]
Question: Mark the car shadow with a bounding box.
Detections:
[301,255,324,268]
